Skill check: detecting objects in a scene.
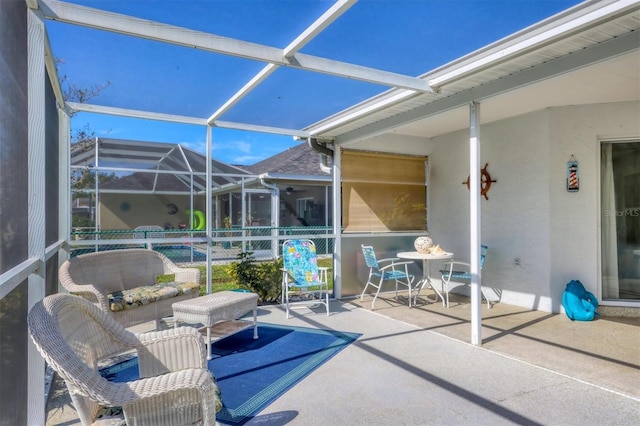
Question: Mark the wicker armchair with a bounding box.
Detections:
[28,294,221,426]
[59,249,201,328]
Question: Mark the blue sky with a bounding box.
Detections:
[49,0,582,165]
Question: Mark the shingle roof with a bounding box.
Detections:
[73,138,255,192]
[244,142,332,176]
[75,138,331,192]
[100,171,196,192]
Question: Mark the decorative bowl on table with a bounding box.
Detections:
[414,236,433,254]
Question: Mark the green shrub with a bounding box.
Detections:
[196,264,237,296]
[226,252,283,304]
[196,253,333,299]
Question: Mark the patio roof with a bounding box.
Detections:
[40,0,435,135]
[306,0,640,143]
[39,0,634,144]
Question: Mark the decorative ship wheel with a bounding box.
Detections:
[462,163,496,200]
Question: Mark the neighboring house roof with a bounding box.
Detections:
[306,0,640,143]
[244,141,332,176]
[72,137,331,193]
[74,138,254,193]
[99,170,196,193]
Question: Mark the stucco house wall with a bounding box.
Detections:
[427,101,639,312]
[548,101,640,309]
[341,101,639,313]
[99,194,207,230]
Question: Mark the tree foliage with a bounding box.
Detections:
[57,58,111,118]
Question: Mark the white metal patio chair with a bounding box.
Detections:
[281,239,330,319]
[439,245,499,308]
[28,293,221,426]
[360,245,415,310]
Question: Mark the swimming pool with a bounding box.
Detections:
[153,245,207,263]
[70,245,207,263]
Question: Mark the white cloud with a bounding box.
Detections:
[213,140,251,154]
[183,140,206,153]
[230,154,261,164]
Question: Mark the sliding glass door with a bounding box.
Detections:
[600,140,640,301]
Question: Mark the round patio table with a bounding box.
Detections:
[397,251,454,306]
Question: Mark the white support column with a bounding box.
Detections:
[58,107,71,267]
[332,146,342,299]
[205,125,213,294]
[27,8,46,425]
[270,187,280,260]
[469,101,482,346]
[93,136,99,251]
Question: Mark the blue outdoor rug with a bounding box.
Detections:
[100,323,361,425]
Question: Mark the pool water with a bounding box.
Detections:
[153,245,207,263]
[70,245,207,263]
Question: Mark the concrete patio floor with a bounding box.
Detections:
[46,290,640,425]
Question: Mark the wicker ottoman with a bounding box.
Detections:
[172,291,259,359]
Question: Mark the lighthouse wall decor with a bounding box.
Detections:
[567,155,579,192]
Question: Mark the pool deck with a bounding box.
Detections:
[46,290,640,425]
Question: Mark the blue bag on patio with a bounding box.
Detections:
[562,280,598,321]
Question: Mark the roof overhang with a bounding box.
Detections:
[305,0,640,144]
[258,173,333,183]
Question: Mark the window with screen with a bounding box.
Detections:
[342,150,427,232]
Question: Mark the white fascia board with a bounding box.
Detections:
[259,173,333,182]
[67,102,207,125]
[40,0,431,92]
[308,89,419,136]
[213,120,311,138]
[335,30,640,144]
[429,0,640,88]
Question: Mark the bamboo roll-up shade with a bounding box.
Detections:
[342,151,426,184]
[342,150,427,232]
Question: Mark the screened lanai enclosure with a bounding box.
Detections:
[4,0,639,423]
[70,137,334,264]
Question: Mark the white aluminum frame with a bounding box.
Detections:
[10,10,638,423]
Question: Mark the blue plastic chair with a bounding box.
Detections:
[360,245,415,310]
[281,239,330,319]
[439,245,498,308]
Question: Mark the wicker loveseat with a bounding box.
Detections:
[28,293,220,425]
[59,249,201,328]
